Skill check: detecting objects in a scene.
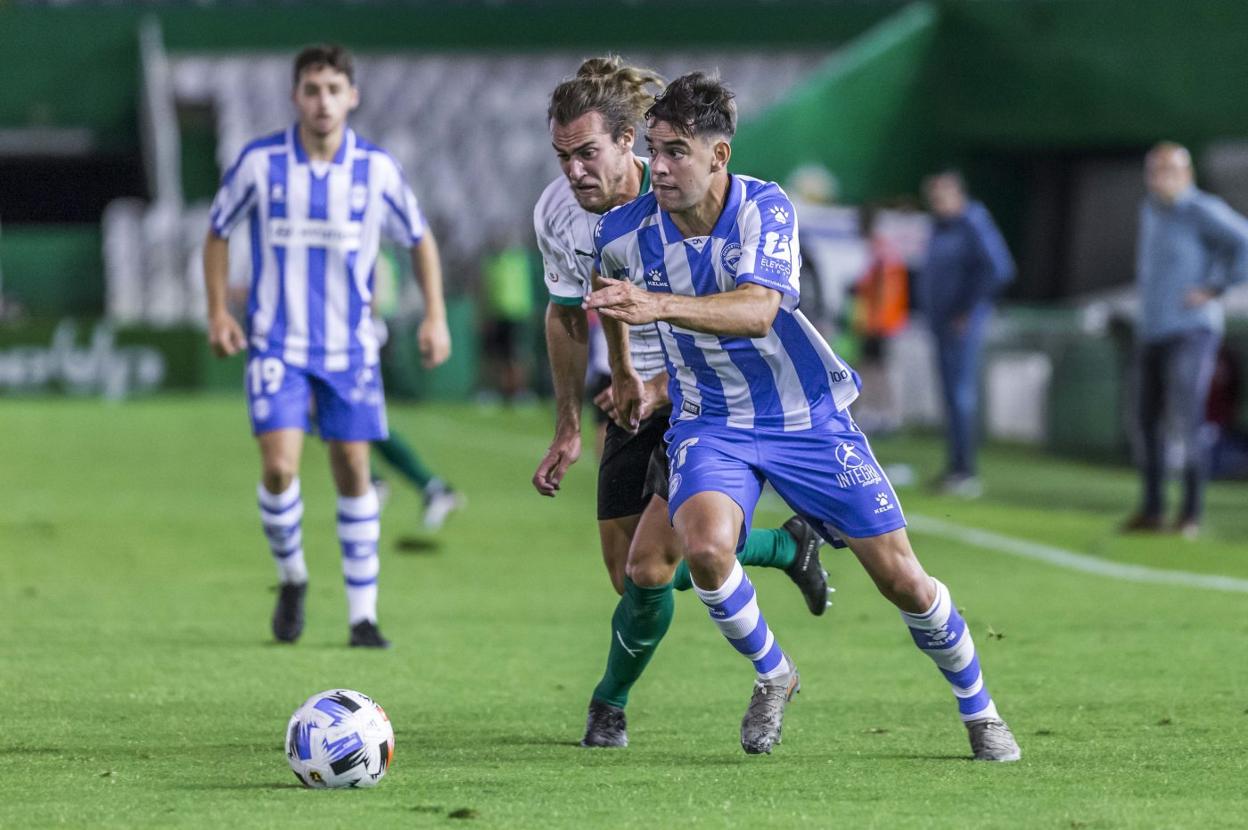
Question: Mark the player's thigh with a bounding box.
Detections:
[840,527,933,613]
[625,496,682,587]
[761,413,906,543]
[312,365,388,443]
[257,428,305,482]
[664,422,762,556]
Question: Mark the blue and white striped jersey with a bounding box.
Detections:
[594,174,859,431]
[210,125,424,372]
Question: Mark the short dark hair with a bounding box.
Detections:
[548,56,665,141]
[644,72,737,140]
[293,44,355,87]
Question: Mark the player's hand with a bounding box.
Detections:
[593,384,618,424]
[597,376,664,423]
[1185,287,1217,308]
[584,279,661,326]
[418,317,451,369]
[208,312,246,358]
[611,370,645,433]
[532,429,582,497]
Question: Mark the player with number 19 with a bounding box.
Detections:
[203,44,451,648]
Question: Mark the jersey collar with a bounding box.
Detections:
[658,173,743,244]
[290,124,354,166]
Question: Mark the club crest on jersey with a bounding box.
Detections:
[720,242,743,276]
[349,183,368,213]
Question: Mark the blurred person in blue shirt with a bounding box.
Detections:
[1124,142,1248,538]
[918,170,1015,497]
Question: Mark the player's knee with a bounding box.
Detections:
[625,555,670,588]
[680,531,735,572]
[878,570,934,612]
[261,464,297,494]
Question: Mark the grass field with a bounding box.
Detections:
[2,396,1247,829]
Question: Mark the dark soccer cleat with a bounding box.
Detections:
[966,717,1021,762]
[782,516,832,616]
[740,662,800,755]
[272,582,307,643]
[349,619,392,649]
[580,699,628,748]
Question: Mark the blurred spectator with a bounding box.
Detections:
[785,163,866,339]
[1124,142,1248,537]
[850,204,909,433]
[918,169,1015,497]
[918,164,1013,494]
[1207,345,1248,480]
[481,241,536,403]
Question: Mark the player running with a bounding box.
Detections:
[203,44,451,648]
[531,57,831,749]
[587,72,1020,760]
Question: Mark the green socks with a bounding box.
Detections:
[591,578,675,708]
[671,527,796,591]
[372,431,435,490]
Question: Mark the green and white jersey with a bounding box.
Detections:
[533,158,667,379]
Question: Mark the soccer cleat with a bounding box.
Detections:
[966,717,1021,762]
[939,473,983,499]
[1173,516,1201,540]
[1120,512,1163,533]
[580,699,628,748]
[349,619,392,649]
[782,515,832,616]
[740,662,800,755]
[272,582,307,643]
[422,482,464,532]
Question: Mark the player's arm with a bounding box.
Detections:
[585,280,781,339]
[410,229,451,369]
[593,272,647,432]
[203,231,246,357]
[532,300,588,497]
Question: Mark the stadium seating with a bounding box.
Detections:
[105,51,829,325]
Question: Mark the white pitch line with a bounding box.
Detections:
[908,513,1248,594]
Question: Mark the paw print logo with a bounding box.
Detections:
[647,269,664,284]
[875,492,890,508]
[770,205,790,224]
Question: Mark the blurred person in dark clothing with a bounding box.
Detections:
[1124,142,1248,537]
[918,170,1014,498]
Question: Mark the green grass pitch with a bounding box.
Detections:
[2,397,1246,828]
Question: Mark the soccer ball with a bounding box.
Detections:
[286,689,394,789]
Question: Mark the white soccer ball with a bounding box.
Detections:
[286,689,394,789]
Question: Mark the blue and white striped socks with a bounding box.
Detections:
[258,479,307,585]
[693,561,791,680]
[338,488,381,624]
[902,578,999,722]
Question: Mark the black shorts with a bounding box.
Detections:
[597,408,671,520]
[585,371,612,426]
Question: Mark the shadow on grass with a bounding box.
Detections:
[395,537,441,553]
